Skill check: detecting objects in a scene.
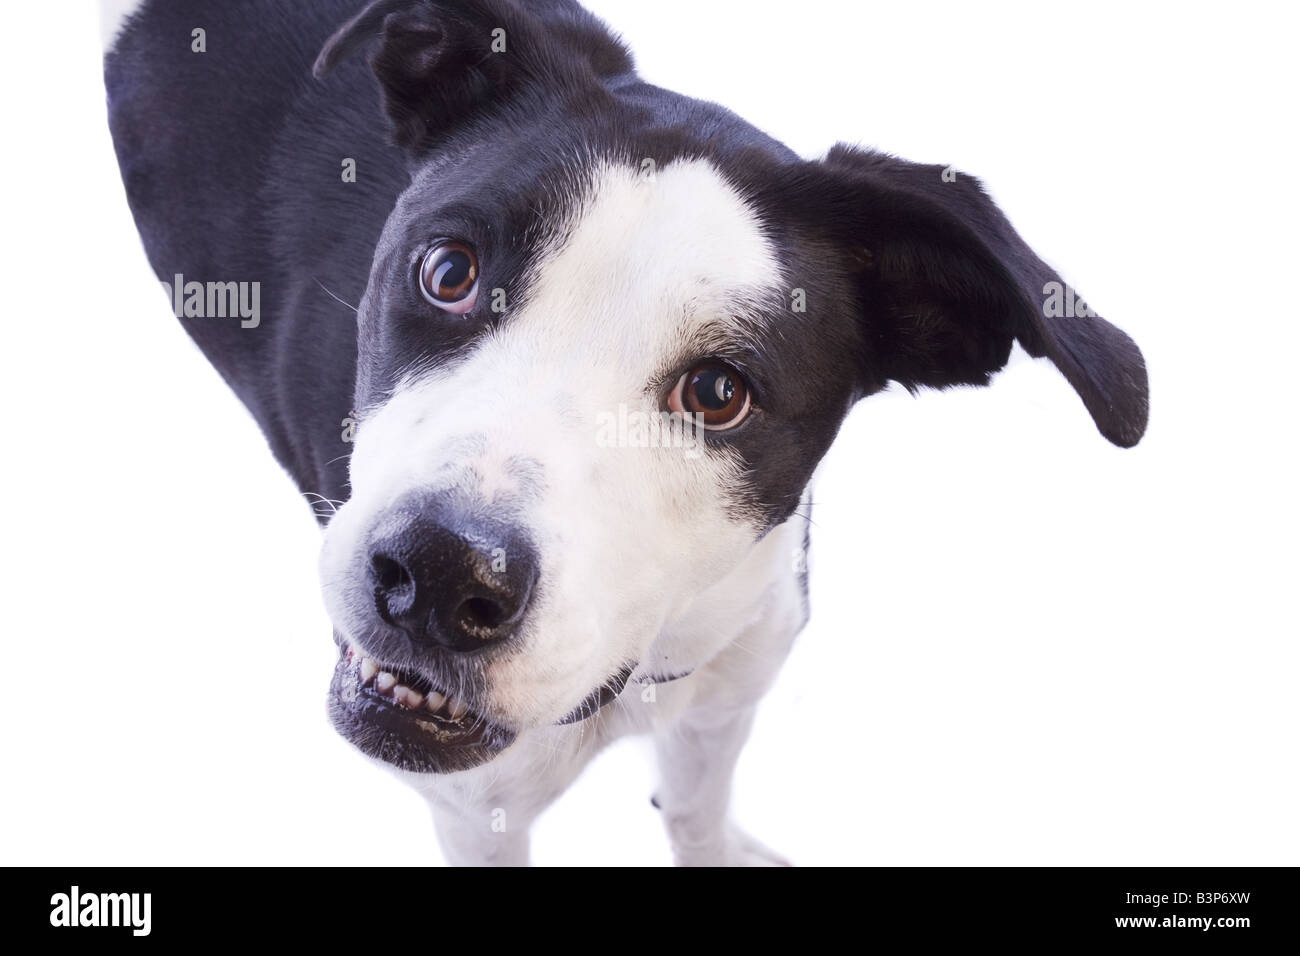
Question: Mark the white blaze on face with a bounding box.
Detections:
[321,158,783,727]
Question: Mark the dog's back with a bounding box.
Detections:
[106,0,403,504]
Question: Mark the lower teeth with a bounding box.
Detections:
[350,649,466,720]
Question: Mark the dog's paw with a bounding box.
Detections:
[672,823,793,867]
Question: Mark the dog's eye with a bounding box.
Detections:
[668,362,752,430]
[419,241,479,313]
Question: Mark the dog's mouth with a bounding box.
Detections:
[328,640,638,773]
[328,642,515,774]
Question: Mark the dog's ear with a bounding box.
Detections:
[313,0,632,152]
[775,145,1148,447]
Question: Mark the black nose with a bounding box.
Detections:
[367,493,538,652]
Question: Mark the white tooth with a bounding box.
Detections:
[360,658,378,685]
[425,690,446,713]
[375,671,396,694]
[393,684,413,707]
[447,696,468,720]
[402,687,425,709]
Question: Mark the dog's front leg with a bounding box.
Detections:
[652,610,800,868]
[650,518,807,866]
[654,701,790,867]
[418,726,603,866]
[429,797,532,867]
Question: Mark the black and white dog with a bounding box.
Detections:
[104,0,1148,865]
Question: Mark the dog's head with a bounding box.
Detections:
[313,0,1148,773]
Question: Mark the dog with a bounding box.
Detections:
[104,0,1148,865]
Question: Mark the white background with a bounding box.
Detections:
[1,1,1296,865]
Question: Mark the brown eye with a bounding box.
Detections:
[668,361,752,430]
[419,241,479,313]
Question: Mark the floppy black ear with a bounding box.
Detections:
[313,0,632,151]
[784,145,1148,448]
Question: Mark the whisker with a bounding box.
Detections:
[314,278,359,313]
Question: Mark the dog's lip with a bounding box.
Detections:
[328,639,515,773]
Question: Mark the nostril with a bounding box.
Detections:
[372,553,410,591]
[456,596,507,633]
[371,552,416,622]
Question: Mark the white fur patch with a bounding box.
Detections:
[320,158,787,729]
